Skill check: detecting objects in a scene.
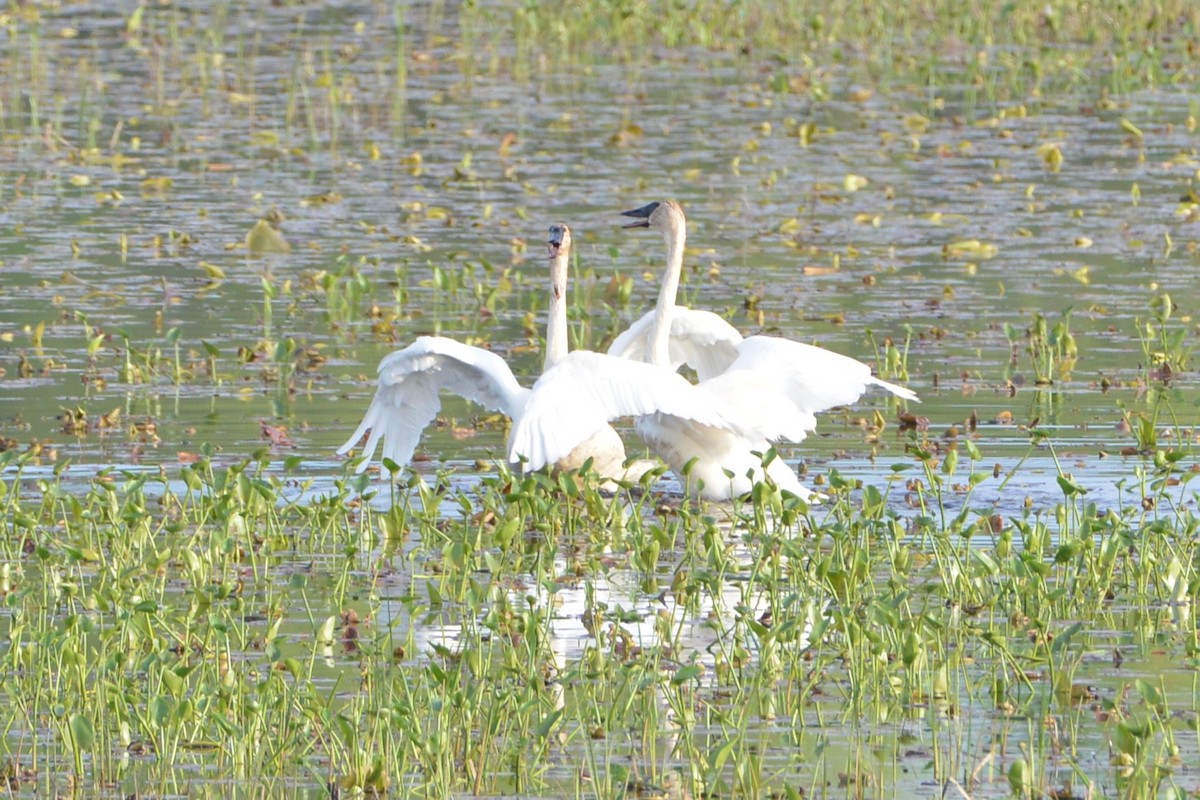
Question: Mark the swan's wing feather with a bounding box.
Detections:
[868,376,920,403]
[607,307,743,379]
[667,309,744,380]
[508,351,743,471]
[703,336,917,443]
[338,336,527,471]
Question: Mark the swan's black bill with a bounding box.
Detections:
[620,201,659,228]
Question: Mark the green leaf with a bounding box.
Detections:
[707,738,736,775]
[69,714,95,750]
[1007,757,1031,797]
[1135,679,1166,711]
[161,669,185,698]
[1050,621,1082,655]
[246,220,291,255]
[213,713,243,737]
[1056,475,1087,496]
[535,708,564,738]
[1114,720,1148,756]
[1053,539,1081,564]
[150,696,173,727]
[126,5,144,34]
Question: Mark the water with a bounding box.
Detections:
[3,12,1194,485]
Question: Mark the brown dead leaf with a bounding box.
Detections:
[898,413,930,431]
[61,408,88,435]
[260,421,294,447]
[609,121,643,147]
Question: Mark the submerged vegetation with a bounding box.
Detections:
[2,0,1200,797]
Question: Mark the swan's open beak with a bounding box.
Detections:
[620,201,659,228]
[547,225,568,258]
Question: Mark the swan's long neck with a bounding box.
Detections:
[646,218,685,367]
[545,248,570,369]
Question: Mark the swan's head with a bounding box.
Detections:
[547,223,572,301]
[620,200,685,236]
[547,223,572,260]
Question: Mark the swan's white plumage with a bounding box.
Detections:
[606,307,742,380]
[609,308,918,416]
[634,413,812,500]
[613,199,918,501]
[339,223,658,482]
[336,336,527,472]
[699,336,918,444]
[507,351,747,472]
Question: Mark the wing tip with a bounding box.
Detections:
[872,378,920,403]
[336,427,370,457]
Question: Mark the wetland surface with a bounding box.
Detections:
[3,1,1200,797]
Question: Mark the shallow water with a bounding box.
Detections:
[3,13,1196,485]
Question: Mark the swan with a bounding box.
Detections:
[606,199,919,501]
[338,223,737,484]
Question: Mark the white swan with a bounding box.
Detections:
[608,199,919,501]
[338,223,735,484]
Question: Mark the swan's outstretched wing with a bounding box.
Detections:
[867,375,919,403]
[607,307,743,380]
[338,336,528,471]
[508,351,747,472]
[702,336,919,443]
